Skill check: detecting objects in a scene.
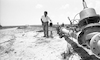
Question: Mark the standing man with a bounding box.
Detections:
[41,11,52,38]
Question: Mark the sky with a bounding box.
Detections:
[1,0,100,26]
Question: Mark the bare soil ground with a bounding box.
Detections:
[0,26,81,60]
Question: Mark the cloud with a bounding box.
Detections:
[95,1,100,14]
[88,0,100,14]
[60,4,69,9]
[88,2,95,8]
[35,4,43,9]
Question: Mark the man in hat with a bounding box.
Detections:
[41,11,52,38]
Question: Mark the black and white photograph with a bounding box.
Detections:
[0,0,100,60]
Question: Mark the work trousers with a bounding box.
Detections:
[42,22,49,37]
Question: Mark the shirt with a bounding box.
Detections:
[41,15,51,22]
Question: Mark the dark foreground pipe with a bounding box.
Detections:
[56,26,100,60]
[63,35,100,60]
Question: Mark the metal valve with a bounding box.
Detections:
[90,33,100,58]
